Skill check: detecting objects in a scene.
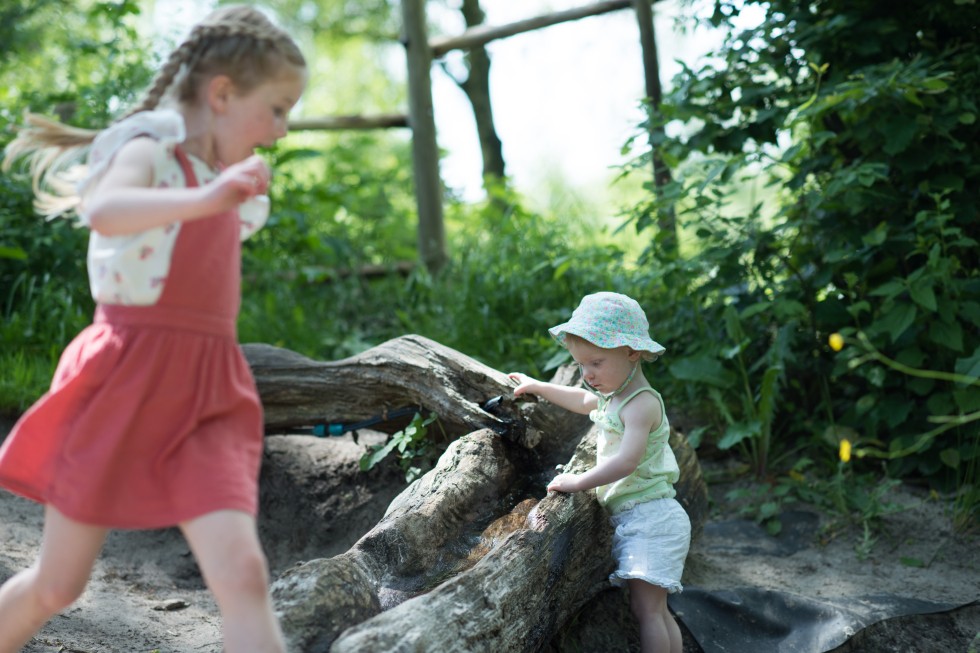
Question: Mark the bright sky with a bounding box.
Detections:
[431,0,716,202]
[153,0,721,206]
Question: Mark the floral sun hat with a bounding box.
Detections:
[548,292,666,361]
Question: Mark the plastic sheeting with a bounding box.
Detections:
[670,586,966,653]
[667,511,977,652]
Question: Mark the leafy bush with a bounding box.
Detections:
[623,0,980,493]
[359,412,442,484]
[239,180,642,377]
[0,1,153,412]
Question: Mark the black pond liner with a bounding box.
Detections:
[668,511,972,653]
[669,587,967,653]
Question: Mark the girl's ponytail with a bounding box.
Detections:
[2,113,98,219]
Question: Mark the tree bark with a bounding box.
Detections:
[244,336,708,652]
[633,0,677,255]
[243,335,547,449]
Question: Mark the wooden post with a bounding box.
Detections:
[633,0,676,254]
[402,0,448,273]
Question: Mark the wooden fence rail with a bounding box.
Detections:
[430,0,634,57]
[289,114,409,131]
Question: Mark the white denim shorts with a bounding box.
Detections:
[609,496,691,592]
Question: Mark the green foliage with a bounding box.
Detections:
[722,482,795,537]
[404,183,633,375]
[0,349,60,416]
[0,180,93,410]
[359,412,441,483]
[672,304,787,478]
[0,0,152,127]
[238,180,637,378]
[624,0,980,494]
[0,1,150,410]
[725,452,910,553]
[831,331,980,530]
[1,0,976,533]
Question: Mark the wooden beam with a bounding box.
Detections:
[288,114,409,131]
[430,0,636,58]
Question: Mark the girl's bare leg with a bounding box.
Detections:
[628,579,683,653]
[0,505,108,653]
[180,510,285,653]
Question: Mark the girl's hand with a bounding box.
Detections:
[508,372,538,397]
[210,155,271,208]
[83,145,272,236]
[547,472,582,493]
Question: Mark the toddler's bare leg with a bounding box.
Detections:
[180,510,285,653]
[0,505,107,653]
[628,579,683,653]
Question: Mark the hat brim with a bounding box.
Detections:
[548,323,666,361]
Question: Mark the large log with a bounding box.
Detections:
[244,336,545,448]
[271,430,537,650]
[245,336,708,651]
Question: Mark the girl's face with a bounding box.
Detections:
[566,336,640,394]
[215,65,308,165]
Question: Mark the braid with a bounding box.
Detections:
[130,7,305,113]
[125,37,203,117]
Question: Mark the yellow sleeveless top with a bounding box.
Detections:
[592,387,679,515]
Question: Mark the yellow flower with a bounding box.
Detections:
[829,332,844,352]
[839,438,852,463]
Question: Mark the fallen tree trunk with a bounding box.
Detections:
[327,431,614,653]
[244,335,543,447]
[246,335,708,651]
[271,430,540,651]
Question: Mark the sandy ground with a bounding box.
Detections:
[0,422,977,652]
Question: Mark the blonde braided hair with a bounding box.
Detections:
[3,5,305,219]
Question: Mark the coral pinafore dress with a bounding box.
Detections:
[0,110,267,529]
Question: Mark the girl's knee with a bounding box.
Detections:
[205,546,271,598]
[30,569,88,614]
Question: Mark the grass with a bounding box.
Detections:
[0,348,56,416]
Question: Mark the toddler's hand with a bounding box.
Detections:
[547,472,581,493]
[508,372,537,397]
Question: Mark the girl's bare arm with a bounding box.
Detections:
[83,138,268,236]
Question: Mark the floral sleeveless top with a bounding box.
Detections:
[77,108,268,305]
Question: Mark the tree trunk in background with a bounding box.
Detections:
[456,0,507,187]
[633,0,676,256]
[402,0,448,272]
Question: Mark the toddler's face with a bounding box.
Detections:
[566,337,638,394]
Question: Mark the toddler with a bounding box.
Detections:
[510,291,691,653]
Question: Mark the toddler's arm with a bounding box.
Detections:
[508,372,597,415]
[547,391,662,493]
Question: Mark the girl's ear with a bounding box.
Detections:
[627,348,642,362]
[206,75,236,114]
